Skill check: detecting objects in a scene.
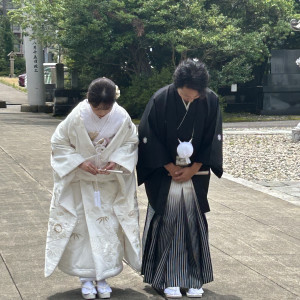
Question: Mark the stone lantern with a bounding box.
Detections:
[292,122,300,142]
[7,51,15,78]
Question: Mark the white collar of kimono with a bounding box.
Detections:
[181,98,191,111]
[80,99,126,147]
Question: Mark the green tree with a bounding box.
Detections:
[10,0,300,115]
[284,0,300,49]
[0,10,14,75]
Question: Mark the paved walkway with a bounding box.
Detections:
[0,85,299,300]
[0,82,28,105]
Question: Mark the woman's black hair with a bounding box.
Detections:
[87,77,116,109]
[173,59,209,96]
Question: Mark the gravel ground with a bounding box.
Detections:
[223,127,300,183]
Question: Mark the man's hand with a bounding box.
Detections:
[79,161,98,175]
[173,162,203,182]
[164,162,182,178]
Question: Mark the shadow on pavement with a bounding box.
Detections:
[48,287,162,299]
[144,285,243,299]
[47,289,81,299]
[204,289,243,299]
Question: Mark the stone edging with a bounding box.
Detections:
[222,172,299,206]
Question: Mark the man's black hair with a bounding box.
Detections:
[173,58,209,96]
[87,77,116,108]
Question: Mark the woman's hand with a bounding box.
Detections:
[78,161,98,175]
[173,162,203,182]
[98,162,116,175]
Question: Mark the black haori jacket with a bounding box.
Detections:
[137,83,223,215]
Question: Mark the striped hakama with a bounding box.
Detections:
[142,179,213,290]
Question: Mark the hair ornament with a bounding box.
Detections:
[115,85,121,99]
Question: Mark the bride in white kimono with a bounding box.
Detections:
[45,78,141,299]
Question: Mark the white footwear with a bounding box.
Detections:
[96,280,112,299]
[186,287,204,298]
[81,281,97,299]
[164,287,182,298]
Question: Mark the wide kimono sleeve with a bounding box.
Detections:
[194,91,223,178]
[108,117,139,174]
[137,92,172,185]
[51,115,86,178]
[209,102,223,178]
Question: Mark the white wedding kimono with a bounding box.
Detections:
[45,100,141,280]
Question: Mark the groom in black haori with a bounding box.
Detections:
[137,59,223,298]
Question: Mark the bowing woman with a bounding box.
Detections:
[137,59,223,298]
[45,77,141,299]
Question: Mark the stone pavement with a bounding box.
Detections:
[0,86,299,299]
[0,83,27,105]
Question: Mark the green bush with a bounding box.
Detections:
[0,58,9,76]
[119,67,173,118]
[0,56,25,76]
[14,56,26,75]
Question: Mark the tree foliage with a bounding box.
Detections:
[0,10,14,75]
[10,0,300,116]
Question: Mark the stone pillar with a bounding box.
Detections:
[23,33,45,110]
[55,63,64,89]
[9,57,14,77]
[7,51,15,77]
[7,52,15,78]
[71,70,79,89]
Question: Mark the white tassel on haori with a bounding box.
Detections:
[177,139,194,164]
